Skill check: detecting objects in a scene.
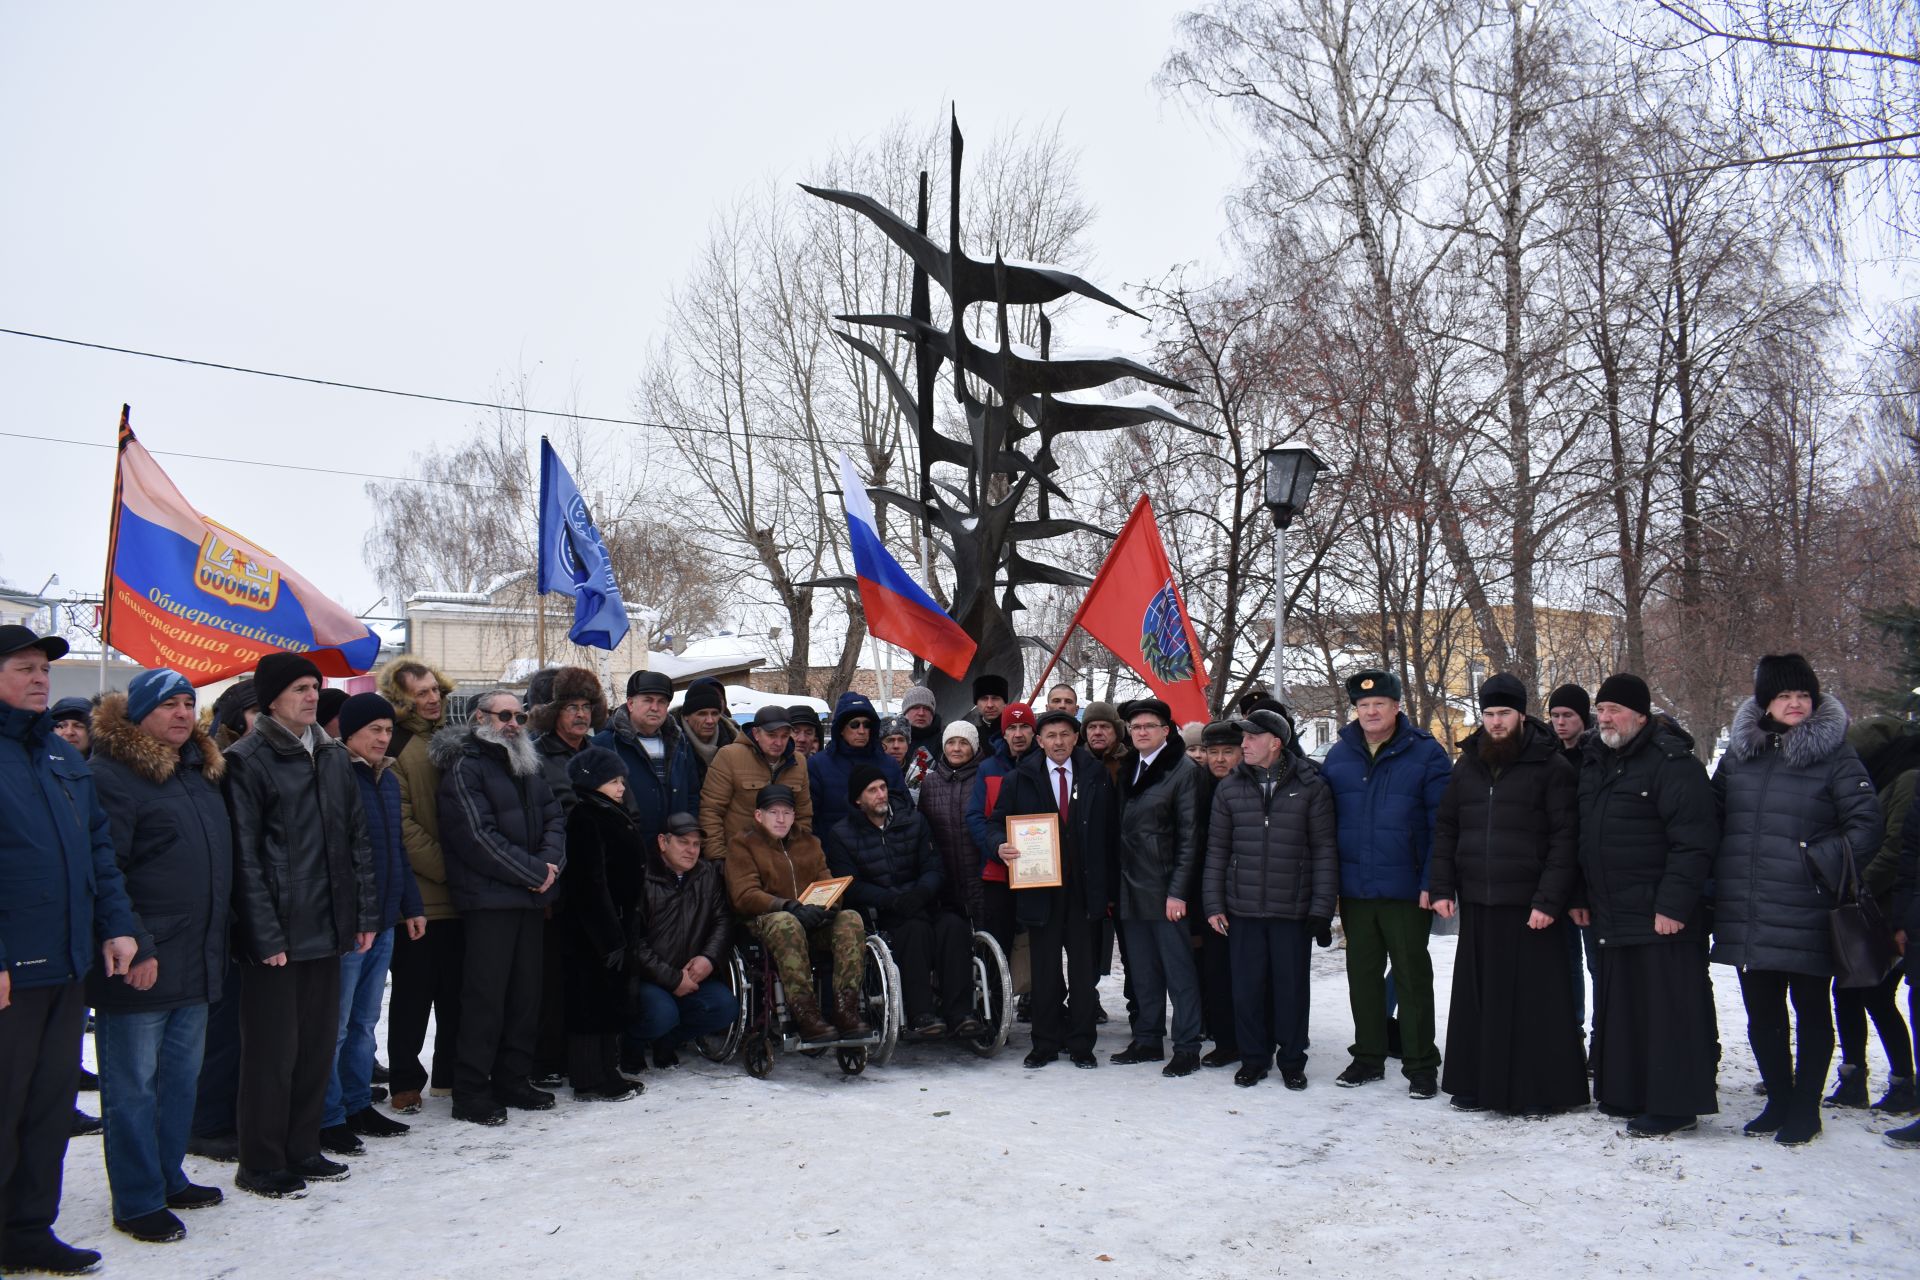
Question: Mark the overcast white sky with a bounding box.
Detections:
[0,1,1245,624]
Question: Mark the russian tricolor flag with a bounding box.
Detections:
[838,452,977,680]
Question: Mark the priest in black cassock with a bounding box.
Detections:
[1573,673,1721,1137]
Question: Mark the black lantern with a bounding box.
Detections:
[1261,444,1326,529]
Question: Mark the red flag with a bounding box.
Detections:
[1057,496,1210,723]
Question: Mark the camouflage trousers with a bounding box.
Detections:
[751,909,866,1002]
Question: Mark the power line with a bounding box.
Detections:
[0,428,494,491]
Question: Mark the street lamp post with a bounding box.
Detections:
[1260,444,1326,699]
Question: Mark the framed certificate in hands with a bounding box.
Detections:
[797,876,852,908]
[1004,814,1063,890]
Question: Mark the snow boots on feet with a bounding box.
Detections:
[1825,1063,1868,1108]
[1873,1075,1917,1113]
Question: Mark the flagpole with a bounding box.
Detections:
[99,406,134,692]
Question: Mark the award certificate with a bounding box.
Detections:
[797,876,852,908]
[1004,814,1063,890]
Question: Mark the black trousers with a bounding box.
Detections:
[1200,924,1236,1054]
[0,980,85,1248]
[456,909,544,1104]
[191,956,241,1138]
[1028,899,1099,1056]
[535,914,568,1076]
[887,911,975,1024]
[566,1035,621,1092]
[387,918,464,1095]
[1835,964,1913,1078]
[237,958,340,1171]
[1740,968,1834,1115]
[979,880,1016,959]
[1229,917,1311,1071]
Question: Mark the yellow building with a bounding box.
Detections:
[1416,605,1622,743]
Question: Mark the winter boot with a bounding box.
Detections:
[1778,1060,1827,1145]
[1872,1075,1918,1113]
[1824,1062,1868,1108]
[1886,1117,1920,1148]
[830,988,872,1040]
[788,994,837,1045]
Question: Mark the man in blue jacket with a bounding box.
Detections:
[807,692,905,836]
[0,626,141,1276]
[1319,668,1452,1098]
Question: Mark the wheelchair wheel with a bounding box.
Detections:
[968,930,1015,1057]
[695,948,750,1064]
[863,934,904,1067]
[836,1047,867,1075]
[743,1029,775,1079]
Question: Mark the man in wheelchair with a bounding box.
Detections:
[723,785,871,1045]
[826,766,983,1041]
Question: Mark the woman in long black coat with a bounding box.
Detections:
[1712,655,1881,1145]
[559,748,645,1101]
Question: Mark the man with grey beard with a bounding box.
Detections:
[432,691,567,1126]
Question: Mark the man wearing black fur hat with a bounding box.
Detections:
[527,666,608,816]
[1573,672,1720,1137]
[1429,674,1588,1117]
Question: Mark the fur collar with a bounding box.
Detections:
[1727,695,1850,769]
[1123,743,1185,796]
[90,692,225,784]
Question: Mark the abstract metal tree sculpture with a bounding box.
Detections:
[803,112,1210,715]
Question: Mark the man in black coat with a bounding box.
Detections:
[223,653,377,1199]
[1547,682,1599,1038]
[1113,698,1204,1076]
[433,690,566,1126]
[1572,673,1720,1137]
[1428,674,1588,1117]
[627,814,736,1067]
[1193,721,1243,1069]
[826,765,979,1040]
[991,710,1119,1069]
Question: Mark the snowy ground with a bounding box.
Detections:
[57,936,1917,1280]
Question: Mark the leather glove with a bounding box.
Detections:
[789,903,829,931]
[1309,917,1333,949]
[603,945,625,972]
[892,887,930,917]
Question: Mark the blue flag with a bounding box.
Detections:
[536,438,630,650]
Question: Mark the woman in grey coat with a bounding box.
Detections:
[1712,654,1881,1146]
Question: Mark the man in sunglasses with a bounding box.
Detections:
[433,690,566,1126]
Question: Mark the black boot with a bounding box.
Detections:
[0,1230,103,1275]
[1778,1054,1828,1145]
[1873,1075,1918,1113]
[1824,1062,1868,1108]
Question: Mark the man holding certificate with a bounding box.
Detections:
[992,710,1118,1069]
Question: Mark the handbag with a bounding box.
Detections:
[1827,839,1898,989]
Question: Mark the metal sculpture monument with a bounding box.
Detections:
[804,112,1208,715]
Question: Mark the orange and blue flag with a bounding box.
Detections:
[838,452,976,680]
[103,408,379,684]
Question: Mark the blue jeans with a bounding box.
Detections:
[96,1003,209,1220]
[324,928,394,1127]
[627,979,739,1049]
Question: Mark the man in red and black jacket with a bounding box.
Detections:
[964,703,1038,958]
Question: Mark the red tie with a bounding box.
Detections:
[1055,765,1070,820]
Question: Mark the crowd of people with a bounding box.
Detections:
[3,622,1919,1276]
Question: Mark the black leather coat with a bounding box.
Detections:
[1116,748,1202,920]
[224,715,377,963]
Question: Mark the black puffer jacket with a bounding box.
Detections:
[432,725,567,911]
[1430,719,1579,914]
[1576,715,1718,949]
[1116,748,1202,919]
[825,795,943,924]
[224,715,377,964]
[86,694,233,1011]
[1711,697,1881,976]
[918,753,982,921]
[1202,754,1337,921]
[630,850,731,992]
[534,731,586,816]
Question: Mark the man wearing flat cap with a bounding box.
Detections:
[1573,672,1719,1137]
[0,627,142,1273]
[1112,698,1205,1077]
[1193,720,1244,1067]
[699,704,814,860]
[1319,667,1452,1098]
[626,812,737,1068]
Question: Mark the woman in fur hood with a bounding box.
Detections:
[1711,653,1882,1146]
